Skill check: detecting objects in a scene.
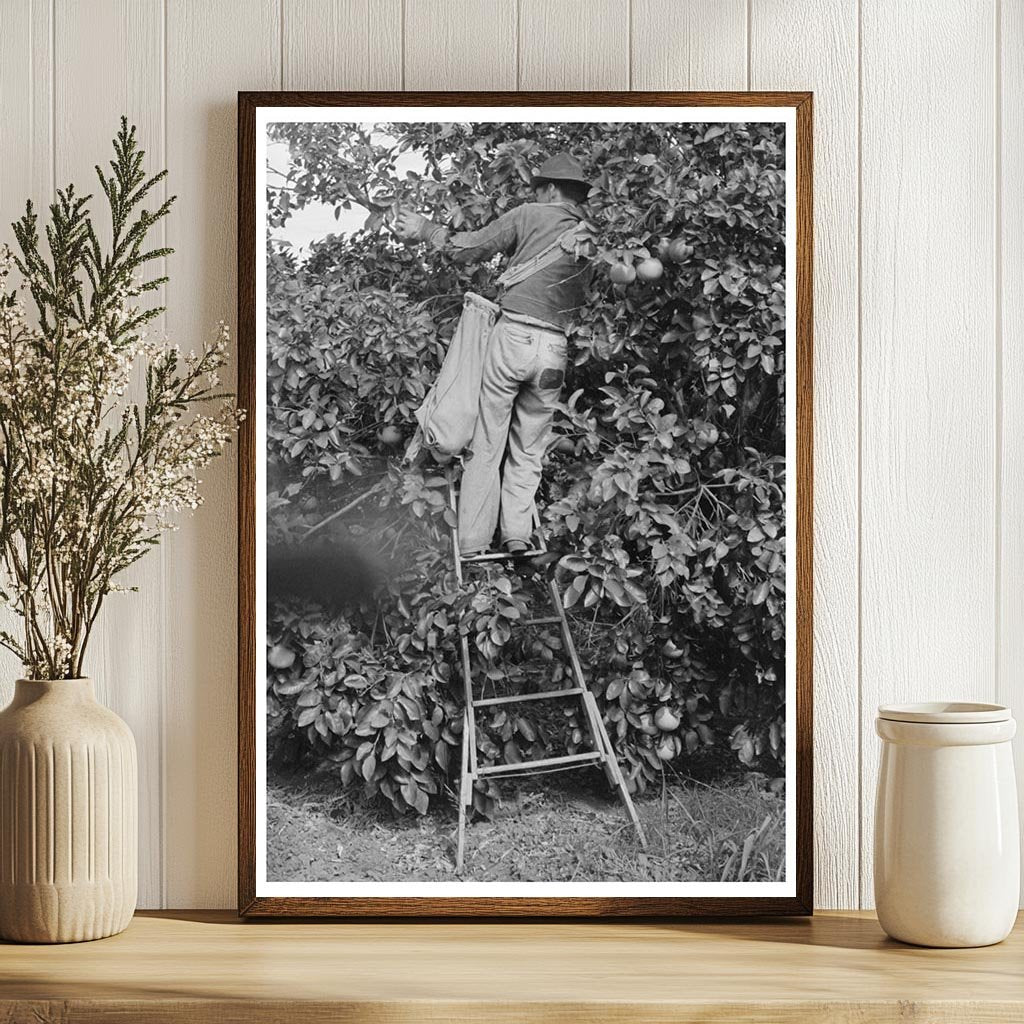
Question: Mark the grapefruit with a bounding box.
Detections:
[609,262,636,285]
[268,644,296,670]
[661,638,685,659]
[666,239,693,263]
[654,706,681,731]
[636,257,664,282]
[378,425,402,446]
[656,737,676,762]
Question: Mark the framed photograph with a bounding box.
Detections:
[238,91,812,916]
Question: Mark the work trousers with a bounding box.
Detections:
[458,314,567,553]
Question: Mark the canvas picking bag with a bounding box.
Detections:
[414,291,500,456]
[413,223,584,458]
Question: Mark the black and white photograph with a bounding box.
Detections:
[248,100,806,908]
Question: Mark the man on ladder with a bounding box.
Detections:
[395,153,591,556]
[396,153,647,869]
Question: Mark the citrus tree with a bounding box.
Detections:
[265,120,787,816]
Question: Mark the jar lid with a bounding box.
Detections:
[877,701,1010,724]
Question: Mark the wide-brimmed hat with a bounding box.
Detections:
[530,153,591,193]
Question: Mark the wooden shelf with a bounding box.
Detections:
[2,910,1022,1022]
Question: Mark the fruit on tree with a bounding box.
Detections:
[378,425,403,446]
[268,644,296,670]
[609,262,636,285]
[636,257,664,282]
[638,714,660,737]
[654,706,681,731]
[661,638,685,659]
[656,736,676,762]
[666,239,694,263]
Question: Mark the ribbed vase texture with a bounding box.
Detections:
[0,678,137,942]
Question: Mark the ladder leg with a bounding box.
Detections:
[456,711,470,871]
[585,692,647,848]
[612,764,648,849]
[446,465,464,584]
[579,689,616,788]
[543,574,648,849]
[449,463,479,869]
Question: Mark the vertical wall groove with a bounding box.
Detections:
[28,0,34,191]
[515,0,521,89]
[159,0,169,909]
[855,0,864,909]
[994,0,1003,708]
[1000,0,1024,900]
[49,0,55,198]
[745,0,751,88]
[627,0,633,89]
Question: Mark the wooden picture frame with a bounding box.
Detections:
[238,91,813,917]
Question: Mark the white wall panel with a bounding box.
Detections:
[54,0,166,909]
[0,0,1015,909]
[632,0,747,91]
[1000,0,1024,896]
[750,0,860,910]
[0,1,52,697]
[859,0,998,907]
[519,0,629,90]
[283,0,402,90]
[404,0,516,90]
[163,0,280,909]
[0,0,51,223]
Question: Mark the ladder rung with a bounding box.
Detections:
[477,750,603,778]
[523,615,561,626]
[473,687,583,708]
[461,548,546,564]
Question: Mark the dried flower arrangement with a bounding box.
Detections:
[0,119,239,679]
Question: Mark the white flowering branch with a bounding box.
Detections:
[0,118,240,679]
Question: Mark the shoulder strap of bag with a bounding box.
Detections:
[496,224,583,289]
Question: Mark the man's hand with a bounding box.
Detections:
[393,207,435,242]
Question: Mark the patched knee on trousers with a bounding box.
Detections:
[538,368,564,390]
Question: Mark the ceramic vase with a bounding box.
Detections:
[0,678,137,943]
[874,701,1019,948]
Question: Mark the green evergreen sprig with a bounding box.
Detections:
[0,118,239,679]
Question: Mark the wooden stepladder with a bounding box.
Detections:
[446,467,647,870]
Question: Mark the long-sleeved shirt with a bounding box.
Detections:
[431,201,589,331]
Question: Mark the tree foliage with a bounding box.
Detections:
[266,120,787,816]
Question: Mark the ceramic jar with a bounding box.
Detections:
[874,702,1019,947]
[0,678,137,943]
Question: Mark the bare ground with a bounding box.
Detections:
[267,767,785,884]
